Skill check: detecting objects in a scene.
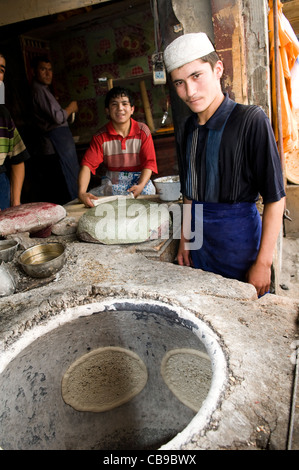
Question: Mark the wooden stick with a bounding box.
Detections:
[139,80,155,132]
[107,78,113,90]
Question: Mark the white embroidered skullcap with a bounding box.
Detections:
[163,33,215,73]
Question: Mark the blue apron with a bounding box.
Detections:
[191,201,261,282]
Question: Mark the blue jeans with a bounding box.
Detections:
[0,172,10,210]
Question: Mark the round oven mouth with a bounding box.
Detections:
[0,298,227,450]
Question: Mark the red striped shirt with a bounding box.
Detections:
[81,119,158,175]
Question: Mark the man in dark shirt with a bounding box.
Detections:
[163,33,286,297]
[31,55,79,203]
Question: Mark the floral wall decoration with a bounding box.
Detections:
[50,8,172,142]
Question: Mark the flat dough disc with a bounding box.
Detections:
[161,348,212,412]
[62,346,148,412]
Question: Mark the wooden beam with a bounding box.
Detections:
[139,79,155,132]
[0,0,111,27]
[282,0,299,35]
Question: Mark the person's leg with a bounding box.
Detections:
[48,127,80,201]
[0,172,10,210]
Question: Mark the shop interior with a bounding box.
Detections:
[0,0,178,202]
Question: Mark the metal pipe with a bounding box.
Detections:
[287,344,299,450]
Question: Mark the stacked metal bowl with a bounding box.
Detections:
[0,239,19,262]
[18,243,66,278]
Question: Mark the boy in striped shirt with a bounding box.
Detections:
[78,86,157,207]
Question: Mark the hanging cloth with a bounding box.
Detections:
[268,0,299,153]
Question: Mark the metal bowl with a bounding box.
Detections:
[18,243,66,278]
[153,175,181,201]
[0,239,19,262]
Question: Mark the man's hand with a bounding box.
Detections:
[127,185,141,198]
[176,197,193,266]
[128,168,152,198]
[78,192,98,208]
[66,100,78,117]
[177,238,192,267]
[247,198,285,297]
[246,260,271,297]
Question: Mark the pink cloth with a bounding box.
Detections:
[0,202,66,236]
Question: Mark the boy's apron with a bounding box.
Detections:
[90,170,156,196]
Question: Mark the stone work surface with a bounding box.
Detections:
[0,234,298,450]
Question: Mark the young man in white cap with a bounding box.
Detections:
[163,32,285,297]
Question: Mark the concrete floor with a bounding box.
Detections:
[0,229,298,450]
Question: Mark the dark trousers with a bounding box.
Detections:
[37,153,70,205]
[0,172,10,210]
[48,126,80,201]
